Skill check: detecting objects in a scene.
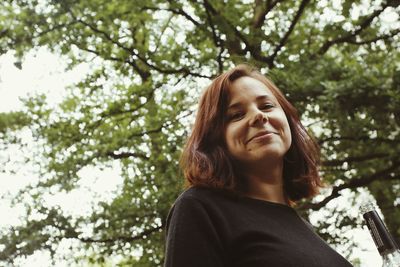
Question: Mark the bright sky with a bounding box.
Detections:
[0,48,383,266]
[0,48,123,266]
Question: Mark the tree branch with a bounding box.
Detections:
[317,2,390,55]
[129,126,164,139]
[142,5,201,27]
[346,28,400,45]
[67,11,151,81]
[203,1,224,73]
[203,0,250,55]
[71,13,208,78]
[62,225,163,244]
[252,0,284,28]
[268,0,310,67]
[106,151,150,160]
[72,42,145,75]
[32,21,79,39]
[300,159,400,210]
[318,135,398,145]
[322,153,390,167]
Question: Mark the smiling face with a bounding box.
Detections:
[224,76,292,168]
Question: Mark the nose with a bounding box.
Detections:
[249,109,268,126]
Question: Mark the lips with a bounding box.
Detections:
[246,130,276,144]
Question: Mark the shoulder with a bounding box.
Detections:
[176,186,237,206]
[165,187,221,232]
[166,186,238,223]
[165,187,244,239]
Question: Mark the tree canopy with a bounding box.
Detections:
[0,0,399,266]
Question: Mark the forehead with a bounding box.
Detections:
[227,76,278,103]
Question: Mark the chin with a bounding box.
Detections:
[237,152,285,166]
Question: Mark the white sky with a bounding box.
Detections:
[0,48,123,266]
[0,48,383,266]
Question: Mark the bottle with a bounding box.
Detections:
[361,202,400,267]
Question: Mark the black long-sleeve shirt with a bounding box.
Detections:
[164,186,353,267]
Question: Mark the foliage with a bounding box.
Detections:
[0,0,399,266]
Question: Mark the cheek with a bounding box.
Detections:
[283,120,292,148]
[224,125,235,149]
[224,124,243,149]
[286,127,292,147]
[275,110,292,147]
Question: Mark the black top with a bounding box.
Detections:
[164,187,353,267]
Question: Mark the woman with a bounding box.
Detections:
[164,64,353,267]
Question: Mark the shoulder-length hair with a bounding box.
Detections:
[180,64,322,202]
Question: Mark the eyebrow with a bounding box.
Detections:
[227,95,272,110]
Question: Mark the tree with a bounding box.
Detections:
[0,0,399,266]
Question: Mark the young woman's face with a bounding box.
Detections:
[224,76,292,167]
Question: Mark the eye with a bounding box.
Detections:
[228,112,244,121]
[260,103,275,110]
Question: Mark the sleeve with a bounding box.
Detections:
[164,195,225,267]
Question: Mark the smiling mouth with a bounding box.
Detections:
[247,131,276,144]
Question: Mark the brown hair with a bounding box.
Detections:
[180,64,322,202]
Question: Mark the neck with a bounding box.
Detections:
[241,159,288,205]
